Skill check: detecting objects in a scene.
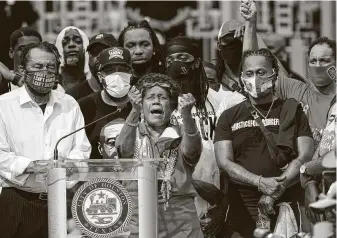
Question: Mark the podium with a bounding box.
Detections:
[3,158,168,238]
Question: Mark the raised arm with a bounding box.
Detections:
[240,0,258,52]
[115,87,142,158]
[179,93,202,165]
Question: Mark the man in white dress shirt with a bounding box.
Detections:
[0,41,91,238]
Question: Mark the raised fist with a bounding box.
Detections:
[178,93,196,116]
[128,86,142,112]
[240,0,257,22]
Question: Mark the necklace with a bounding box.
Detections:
[251,97,275,119]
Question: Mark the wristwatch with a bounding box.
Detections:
[300,164,307,174]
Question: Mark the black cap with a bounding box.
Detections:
[97,47,132,70]
[87,33,118,51]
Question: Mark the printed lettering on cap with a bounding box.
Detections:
[109,48,124,60]
[95,34,104,39]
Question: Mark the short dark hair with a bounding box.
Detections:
[10,27,42,48]
[308,36,336,59]
[118,20,165,74]
[20,41,61,69]
[136,73,181,110]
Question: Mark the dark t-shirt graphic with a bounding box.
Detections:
[78,92,131,159]
[214,99,312,218]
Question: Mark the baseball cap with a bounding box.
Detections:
[218,20,243,41]
[87,33,118,52]
[97,47,132,71]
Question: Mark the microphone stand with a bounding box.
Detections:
[49,107,124,238]
[53,107,122,162]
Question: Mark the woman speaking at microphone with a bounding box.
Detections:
[116,73,203,237]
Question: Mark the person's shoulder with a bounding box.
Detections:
[53,90,83,111]
[0,87,22,103]
[219,99,246,121]
[78,91,100,111]
[78,91,100,103]
[226,99,246,112]
[66,80,88,95]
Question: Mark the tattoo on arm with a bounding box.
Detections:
[215,141,260,187]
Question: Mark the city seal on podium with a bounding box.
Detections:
[71,178,132,238]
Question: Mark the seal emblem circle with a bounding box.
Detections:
[72,178,132,238]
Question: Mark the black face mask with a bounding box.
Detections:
[167,61,196,94]
[219,39,243,75]
[167,61,194,79]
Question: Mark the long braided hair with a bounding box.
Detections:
[192,61,209,117]
[164,36,209,118]
[238,48,279,97]
[118,20,166,74]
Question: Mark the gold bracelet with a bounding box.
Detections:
[126,120,139,127]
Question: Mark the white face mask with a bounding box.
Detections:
[103,72,131,98]
[241,72,275,98]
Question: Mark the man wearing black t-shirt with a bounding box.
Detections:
[67,33,119,100]
[214,49,314,237]
[78,47,132,159]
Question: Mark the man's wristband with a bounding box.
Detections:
[12,73,21,86]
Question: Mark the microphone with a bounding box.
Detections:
[53,107,123,161]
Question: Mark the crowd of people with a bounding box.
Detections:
[0,1,335,238]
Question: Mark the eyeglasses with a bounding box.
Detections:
[103,138,116,149]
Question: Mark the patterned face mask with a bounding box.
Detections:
[25,70,56,94]
[241,71,275,98]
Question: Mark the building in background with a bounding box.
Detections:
[32,0,335,79]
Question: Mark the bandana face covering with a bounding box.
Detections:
[219,39,243,74]
[103,72,131,98]
[167,61,194,80]
[308,62,336,87]
[167,61,196,94]
[25,70,56,94]
[241,73,275,98]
